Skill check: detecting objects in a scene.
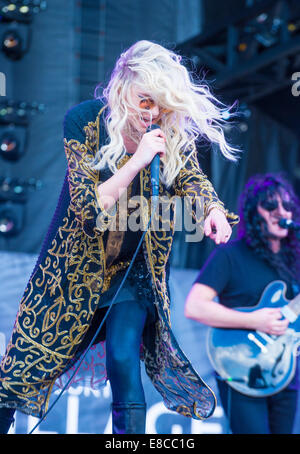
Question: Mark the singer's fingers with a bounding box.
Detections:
[153,139,166,146]
[148,128,166,140]
[157,148,166,158]
[212,229,222,245]
[152,135,165,141]
[273,310,285,320]
[204,218,212,237]
[204,223,231,245]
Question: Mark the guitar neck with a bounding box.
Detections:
[284,293,300,321]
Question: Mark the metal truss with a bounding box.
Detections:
[177,0,300,105]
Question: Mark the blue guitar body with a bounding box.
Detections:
[207,281,300,397]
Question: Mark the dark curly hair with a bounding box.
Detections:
[238,172,300,286]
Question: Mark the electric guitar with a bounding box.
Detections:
[207,281,300,397]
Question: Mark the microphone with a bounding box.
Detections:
[279,218,300,230]
[146,124,160,199]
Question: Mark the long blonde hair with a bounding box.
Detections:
[93,40,239,187]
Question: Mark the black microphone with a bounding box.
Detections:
[279,218,300,230]
[146,124,160,199]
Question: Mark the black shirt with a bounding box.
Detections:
[195,238,295,308]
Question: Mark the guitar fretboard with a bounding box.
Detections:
[288,293,300,317]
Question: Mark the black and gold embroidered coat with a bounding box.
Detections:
[0,99,239,419]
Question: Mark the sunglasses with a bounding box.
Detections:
[260,199,294,212]
[138,97,155,110]
[138,96,171,114]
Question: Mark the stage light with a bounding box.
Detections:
[0,100,45,124]
[256,13,268,24]
[255,32,277,47]
[0,1,47,59]
[0,202,24,236]
[1,29,24,60]
[0,126,27,161]
[221,110,231,120]
[0,176,42,236]
[0,176,41,201]
[238,122,248,132]
[287,20,300,34]
[0,210,16,234]
[288,23,297,32]
[5,4,16,12]
[19,5,30,15]
[0,100,44,163]
[0,132,20,161]
[238,42,248,52]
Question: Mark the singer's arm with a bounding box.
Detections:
[96,157,141,211]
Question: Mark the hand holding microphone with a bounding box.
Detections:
[147,124,162,199]
[132,125,166,171]
[131,124,165,198]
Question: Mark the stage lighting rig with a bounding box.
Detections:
[0,99,44,236]
[0,1,47,59]
[2,25,26,59]
[0,126,26,161]
[237,10,284,61]
[0,175,42,201]
[0,99,44,162]
[0,176,25,236]
[177,0,300,104]
[0,1,47,23]
[0,203,22,235]
[0,175,42,236]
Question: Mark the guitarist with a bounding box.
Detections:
[185,173,300,434]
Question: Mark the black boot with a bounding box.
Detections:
[112,402,146,434]
[0,407,15,434]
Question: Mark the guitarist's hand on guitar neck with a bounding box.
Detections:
[248,307,289,336]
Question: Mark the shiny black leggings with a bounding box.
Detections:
[105,300,147,404]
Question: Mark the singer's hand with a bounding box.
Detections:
[204,208,232,244]
[131,128,166,171]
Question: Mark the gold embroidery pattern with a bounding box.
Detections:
[105,155,132,270]
[175,148,239,225]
